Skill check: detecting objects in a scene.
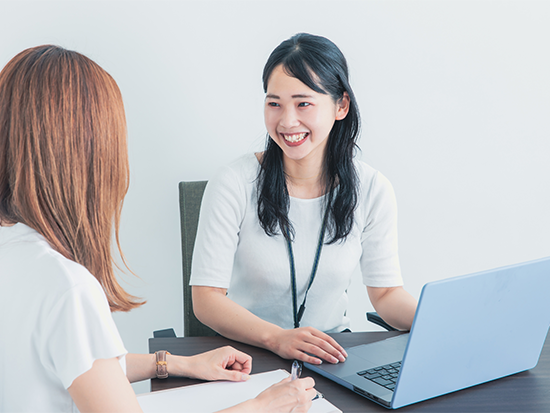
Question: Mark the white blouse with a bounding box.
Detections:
[190,153,403,332]
[0,223,127,412]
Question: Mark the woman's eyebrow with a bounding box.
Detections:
[265,93,315,99]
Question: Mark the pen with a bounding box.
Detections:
[291,360,302,380]
[290,361,324,400]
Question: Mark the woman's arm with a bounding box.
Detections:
[193,286,347,365]
[69,353,315,413]
[126,346,253,383]
[367,286,417,331]
[68,358,142,412]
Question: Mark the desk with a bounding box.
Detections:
[149,331,550,412]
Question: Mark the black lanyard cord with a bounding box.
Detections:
[286,207,330,329]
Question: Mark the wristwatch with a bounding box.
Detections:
[155,350,171,379]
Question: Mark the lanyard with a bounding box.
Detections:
[286,208,329,329]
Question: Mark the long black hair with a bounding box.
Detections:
[257,33,361,244]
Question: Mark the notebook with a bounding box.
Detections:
[305,256,550,409]
[137,369,341,413]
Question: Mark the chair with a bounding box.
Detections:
[153,180,395,338]
[179,181,218,337]
[153,181,215,338]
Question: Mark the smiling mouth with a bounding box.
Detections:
[282,132,309,143]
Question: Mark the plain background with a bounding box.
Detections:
[1,0,549,394]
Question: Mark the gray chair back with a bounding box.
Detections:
[179,181,217,337]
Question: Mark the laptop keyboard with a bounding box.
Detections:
[357,361,401,391]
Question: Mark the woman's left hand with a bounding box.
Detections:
[170,346,252,382]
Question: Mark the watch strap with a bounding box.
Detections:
[155,350,171,379]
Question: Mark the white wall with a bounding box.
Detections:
[1,0,549,394]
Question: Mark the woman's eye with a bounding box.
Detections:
[298,102,311,107]
[267,102,279,107]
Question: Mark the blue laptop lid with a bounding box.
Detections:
[392,256,550,409]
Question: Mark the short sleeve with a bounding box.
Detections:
[360,171,404,287]
[39,275,127,389]
[189,162,248,288]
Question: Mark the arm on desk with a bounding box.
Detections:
[69,353,315,413]
[126,347,252,383]
[367,286,417,331]
[193,285,347,365]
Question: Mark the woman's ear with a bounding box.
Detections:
[335,92,350,120]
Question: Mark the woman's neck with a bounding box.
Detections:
[254,151,326,199]
[283,157,325,199]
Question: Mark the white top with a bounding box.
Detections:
[190,153,403,332]
[0,223,127,412]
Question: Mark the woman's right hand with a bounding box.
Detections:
[270,327,348,365]
[221,376,316,413]
[254,377,316,413]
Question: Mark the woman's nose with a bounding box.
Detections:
[280,106,300,128]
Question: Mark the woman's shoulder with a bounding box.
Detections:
[353,159,395,199]
[354,159,385,185]
[208,153,260,191]
[4,224,101,294]
[354,159,377,180]
[219,152,259,178]
[43,248,100,292]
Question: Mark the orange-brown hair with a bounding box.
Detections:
[0,45,144,312]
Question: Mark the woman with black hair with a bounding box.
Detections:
[191,33,417,365]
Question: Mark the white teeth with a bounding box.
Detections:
[283,132,307,143]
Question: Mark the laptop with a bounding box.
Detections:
[305,256,550,409]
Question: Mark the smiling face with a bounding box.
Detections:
[264,65,349,168]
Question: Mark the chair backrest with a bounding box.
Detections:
[179,181,217,337]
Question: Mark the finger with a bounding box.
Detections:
[283,338,337,364]
[291,349,323,365]
[216,367,251,382]
[321,334,348,358]
[305,327,345,350]
[292,328,345,361]
[299,333,346,363]
[296,376,315,389]
[305,388,317,400]
[289,333,339,361]
[292,377,315,391]
[227,361,244,371]
[313,329,345,349]
[229,357,252,374]
[301,342,342,364]
[226,348,253,374]
[274,376,292,386]
[292,338,346,365]
[306,330,347,361]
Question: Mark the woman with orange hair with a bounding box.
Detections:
[0,45,314,412]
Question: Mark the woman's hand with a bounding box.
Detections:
[220,376,316,413]
[270,327,347,365]
[170,346,252,382]
[252,377,316,413]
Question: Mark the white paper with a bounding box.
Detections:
[137,369,341,413]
